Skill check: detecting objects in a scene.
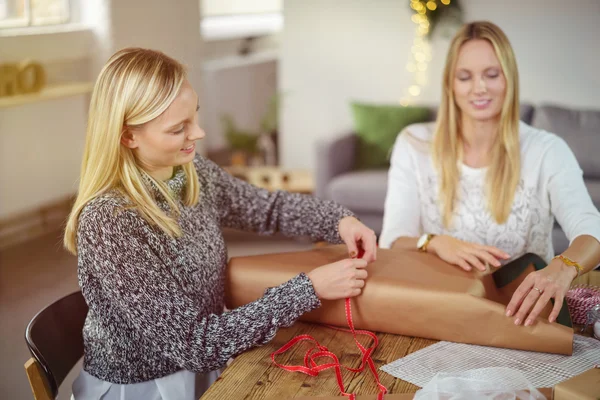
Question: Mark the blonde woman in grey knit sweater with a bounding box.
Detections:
[64,48,377,400]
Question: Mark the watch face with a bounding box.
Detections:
[417,234,427,248]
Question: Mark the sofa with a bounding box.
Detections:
[315,103,600,255]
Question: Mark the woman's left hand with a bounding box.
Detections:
[505,259,578,326]
[338,216,377,263]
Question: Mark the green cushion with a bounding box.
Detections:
[351,102,431,170]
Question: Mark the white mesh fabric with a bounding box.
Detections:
[381,335,600,389]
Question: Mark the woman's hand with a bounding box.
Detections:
[506,260,578,326]
[307,258,368,300]
[428,235,510,271]
[338,216,377,263]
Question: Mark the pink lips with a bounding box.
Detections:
[181,143,195,154]
[471,99,492,110]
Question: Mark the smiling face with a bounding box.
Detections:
[452,39,507,123]
[121,80,205,181]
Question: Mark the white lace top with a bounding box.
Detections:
[379,121,600,263]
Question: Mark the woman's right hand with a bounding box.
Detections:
[428,235,510,271]
[307,258,368,300]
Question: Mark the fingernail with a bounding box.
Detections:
[514,318,521,325]
[494,262,501,267]
[505,309,512,317]
[349,251,357,258]
[549,316,556,323]
[525,319,532,326]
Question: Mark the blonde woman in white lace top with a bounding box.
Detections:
[379,21,600,328]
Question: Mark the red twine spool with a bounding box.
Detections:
[566,285,600,324]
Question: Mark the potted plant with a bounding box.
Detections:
[221,93,281,166]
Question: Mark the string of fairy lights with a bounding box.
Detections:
[401,0,452,106]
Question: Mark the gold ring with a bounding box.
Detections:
[533,287,543,294]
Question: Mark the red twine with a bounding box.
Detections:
[271,248,388,399]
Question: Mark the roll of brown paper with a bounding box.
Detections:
[226,246,573,355]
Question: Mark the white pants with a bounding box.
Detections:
[72,369,221,400]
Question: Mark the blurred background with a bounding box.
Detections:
[0,0,599,399]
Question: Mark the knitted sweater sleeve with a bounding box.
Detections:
[77,203,321,373]
[195,156,354,243]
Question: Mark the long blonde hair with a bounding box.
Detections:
[64,48,200,254]
[432,21,520,228]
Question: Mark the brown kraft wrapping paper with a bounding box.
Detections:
[553,367,600,400]
[225,245,573,355]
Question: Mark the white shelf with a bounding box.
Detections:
[203,49,278,72]
[0,82,93,108]
[201,13,283,41]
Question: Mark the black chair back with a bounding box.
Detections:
[25,291,88,397]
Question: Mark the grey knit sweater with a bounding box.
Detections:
[76,155,353,384]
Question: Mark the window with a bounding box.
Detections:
[0,0,70,29]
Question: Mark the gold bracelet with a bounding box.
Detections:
[552,254,584,277]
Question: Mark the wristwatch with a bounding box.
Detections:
[417,233,436,253]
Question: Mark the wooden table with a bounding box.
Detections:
[201,321,435,399]
[201,272,600,399]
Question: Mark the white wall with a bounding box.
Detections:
[0,98,88,217]
[110,0,202,87]
[0,0,204,219]
[0,27,93,219]
[280,0,600,170]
